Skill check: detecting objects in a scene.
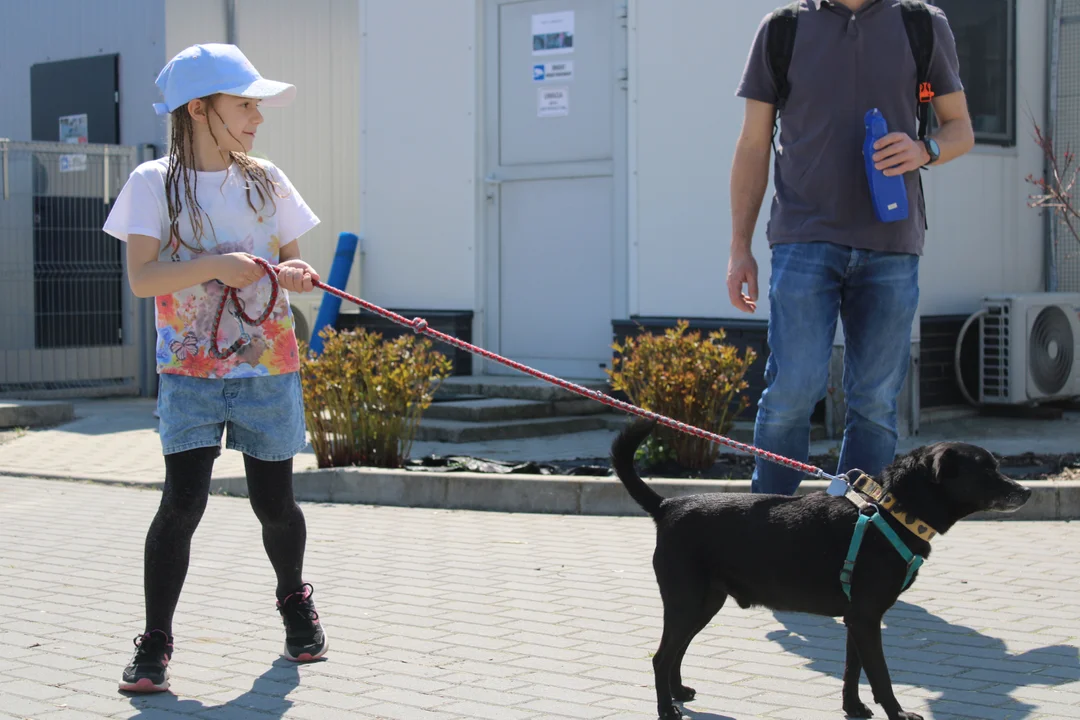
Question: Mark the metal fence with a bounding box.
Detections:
[1050,0,1080,290]
[0,140,147,397]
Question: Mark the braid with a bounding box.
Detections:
[165,102,214,257]
[233,150,287,218]
[164,94,289,258]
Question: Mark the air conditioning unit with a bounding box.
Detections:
[978,292,1080,405]
[288,295,321,347]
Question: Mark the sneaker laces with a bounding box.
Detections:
[277,583,320,625]
[131,629,172,663]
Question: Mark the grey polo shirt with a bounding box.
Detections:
[736,0,964,255]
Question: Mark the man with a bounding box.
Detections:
[729,0,974,494]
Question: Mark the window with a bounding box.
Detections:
[932,0,1016,146]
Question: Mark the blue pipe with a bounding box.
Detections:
[308,231,359,355]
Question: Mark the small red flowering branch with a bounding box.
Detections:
[1027,120,1079,252]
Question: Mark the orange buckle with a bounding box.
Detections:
[918,82,935,103]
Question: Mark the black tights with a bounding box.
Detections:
[142,447,307,637]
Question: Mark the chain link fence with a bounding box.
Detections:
[0,140,148,397]
[1050,0,1080,290]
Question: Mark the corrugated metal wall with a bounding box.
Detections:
[165,0,228,56]
[0,0,167,147]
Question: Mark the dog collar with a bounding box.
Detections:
[849,472,939,542]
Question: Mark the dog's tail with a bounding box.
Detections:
[610,418,665,518]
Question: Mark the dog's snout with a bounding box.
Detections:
[992,475,1032,511]
[1009,485,1032,506]
[1008,477,1032,497]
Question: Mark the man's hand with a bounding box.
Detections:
[727,249,759,313]
[872,132,931,176]
[276,259,321,293]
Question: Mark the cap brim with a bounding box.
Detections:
[219,78,296,107]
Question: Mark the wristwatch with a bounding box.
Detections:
[922,137,941,166]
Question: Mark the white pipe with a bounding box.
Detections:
[955,308,988,407]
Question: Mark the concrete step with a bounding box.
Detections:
[424,397,610,422]
[414,415,823,446]
[416,415,617,443]
[425,376,827,445]
[599,416,827,446]
[435,375,610,402]
[603,415,751,444]
[0,400,75,429]
[431,393,487,403]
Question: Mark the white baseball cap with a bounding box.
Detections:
[153,43,296,115]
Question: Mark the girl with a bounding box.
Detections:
[103,43,328,693]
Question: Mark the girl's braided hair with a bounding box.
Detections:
[164,94,287,257]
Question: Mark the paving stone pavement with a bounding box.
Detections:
[1,476,1078,720]
[6,399,1080,489]
[0,399,625,484]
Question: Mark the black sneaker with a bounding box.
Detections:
[277,583,328,662]
[119,630,172,693]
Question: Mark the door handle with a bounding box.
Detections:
[484,174,501,201]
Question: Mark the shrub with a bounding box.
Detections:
[1026,119,1078,254]
[608,320,757,470]
[299,327,453,469]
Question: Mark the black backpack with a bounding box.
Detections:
[766,0,936,227]
[766,0,936,142]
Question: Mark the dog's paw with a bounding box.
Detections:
[671,684,696,702]
[894,713,923,720]
[659,706,690,720]
[843,700,874,718]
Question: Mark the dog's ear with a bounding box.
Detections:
[929,445,958,483]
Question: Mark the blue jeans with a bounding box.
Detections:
[751,242,919,495]
[157,371,308,461]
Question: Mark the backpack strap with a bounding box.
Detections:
[767,1,802,112]
[767,1,935,140]
[765,1,802,149]
[899,0,935,230]
[899,0,935,140]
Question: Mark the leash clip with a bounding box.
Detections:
[825,472,848,496]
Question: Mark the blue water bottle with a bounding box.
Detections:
[863,108,909,223]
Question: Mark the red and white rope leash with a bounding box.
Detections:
[213,258,843,483]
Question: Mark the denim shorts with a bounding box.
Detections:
[157,371,307,461]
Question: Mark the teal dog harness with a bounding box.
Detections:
[840,473,933,600]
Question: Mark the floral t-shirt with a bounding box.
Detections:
[103,157,319,379]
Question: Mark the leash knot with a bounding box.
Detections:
[209,256,280,360]
[194,258,837,482]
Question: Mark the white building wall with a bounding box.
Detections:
[629,0,1048,326]
[630,0,771,319]
[357,0,479,312]
[919,0,1047,317]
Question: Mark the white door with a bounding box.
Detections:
[483,0,628,379]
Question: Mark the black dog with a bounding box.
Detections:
[611,419,1031,720]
